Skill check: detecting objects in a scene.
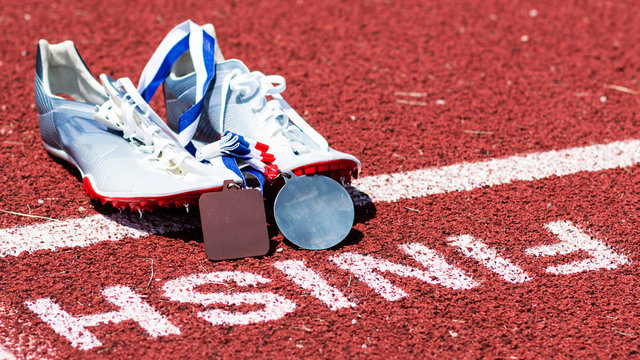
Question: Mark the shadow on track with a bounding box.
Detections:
[50,151,378,260]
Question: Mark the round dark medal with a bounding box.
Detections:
[273,173,354,250]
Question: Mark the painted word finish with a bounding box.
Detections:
[25,220,630,350]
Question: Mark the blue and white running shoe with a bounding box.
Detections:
[34,39,245,211]
[142,22,361,184]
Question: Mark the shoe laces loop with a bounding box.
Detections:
[219,70,322,154]
[103,77,190,175]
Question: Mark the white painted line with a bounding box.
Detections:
[0,344,16,360]
[0,212,197,258]
[447,235,532,283]
[1,138,639,258]
[351,138,640,203]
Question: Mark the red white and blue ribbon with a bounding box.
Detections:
[137,20,279,187]
[196,131,279,180]
[137,20,215,153]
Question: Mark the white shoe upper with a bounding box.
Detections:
[94,75,244,188]
[162,23,361,176]
[35,39,243,202]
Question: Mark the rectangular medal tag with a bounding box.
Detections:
[199,180,270,260]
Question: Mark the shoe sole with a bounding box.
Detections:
[43,143,221,212]
[290,159,359,185]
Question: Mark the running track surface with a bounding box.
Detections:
[1,0,640,358]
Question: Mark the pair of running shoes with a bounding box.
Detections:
[35,21,360,211]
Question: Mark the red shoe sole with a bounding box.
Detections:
[82,177,222,212]
[81,159,358,212]
[290,159,359,185]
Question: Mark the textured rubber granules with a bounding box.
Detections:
[0,0,639,358]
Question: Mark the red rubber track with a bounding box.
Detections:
[1,0,640,358]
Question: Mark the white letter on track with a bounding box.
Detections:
[25,286,180,351]
[447,235,532,283]
[274,260,356,310]
[526,221,630,275]
[162,271,296,326]
[331,245,478,302]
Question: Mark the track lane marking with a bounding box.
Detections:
[0,213,197,258]
[350,138,640,203]
[1,138,639,258]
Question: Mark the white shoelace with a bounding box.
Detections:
[214,69,328,155]
[96,77,189,175]
[121,96,189,174]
